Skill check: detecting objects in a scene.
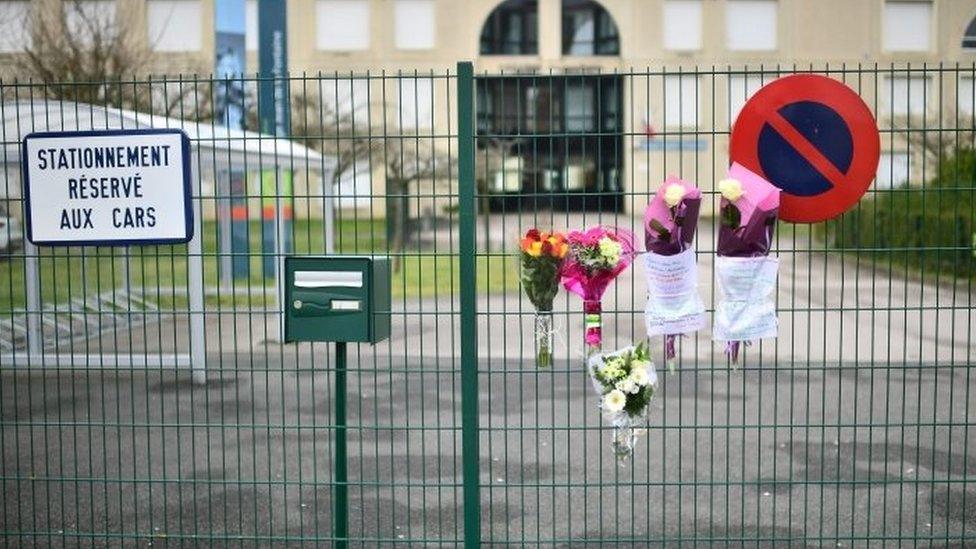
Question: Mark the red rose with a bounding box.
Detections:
[526,228,541,240]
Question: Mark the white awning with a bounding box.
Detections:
[0,100,333,174]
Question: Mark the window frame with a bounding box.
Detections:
[881,74,932,118]
[662,0,703,52]
[315,0,371,52]
[962,13,976,50]
[394,0,436,51]
[561,0,620,56]
[480,0,539,56]
[663,73,700,130]
[724,0,778,52]
[881,0,933,53]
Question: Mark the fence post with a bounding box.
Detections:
[456,61,481,547]
[189,155,207,385]
[23,240,41,357]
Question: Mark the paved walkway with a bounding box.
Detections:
[2,216,974,545]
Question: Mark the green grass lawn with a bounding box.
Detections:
[0,218,517,312]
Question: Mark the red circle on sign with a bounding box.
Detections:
[730,74,880,223]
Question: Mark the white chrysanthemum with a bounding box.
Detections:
[718,178,745,202]
[617,378,639,394]
[603,389,627,413]
[629,367,651,387]
[663,183,686,208]
[598,236,622,264]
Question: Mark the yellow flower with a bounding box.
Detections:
[598,236,622,264]
[527,240,543,257]
[718,178,745,202]
[663,183,686,208]
[603,389,627,413]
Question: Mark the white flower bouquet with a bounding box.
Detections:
[587,342,659,462]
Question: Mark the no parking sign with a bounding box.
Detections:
[730,74,880,223]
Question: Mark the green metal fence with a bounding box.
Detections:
[0,62,974,546]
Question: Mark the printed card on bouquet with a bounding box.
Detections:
[643,248,706,336]
[712,256,779,342]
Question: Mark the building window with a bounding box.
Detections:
[664,74,699,129]
[877,152,911,189]
[564,84,596,131]
[728,73,764,126]
[323,78,371,121]
[480,0,538,55]
[147,0,202,52]
[663,0,702,52]
[245,0,257,51]
[882,75,930,117]
[725,0,777,51]
[0,1,31,52]
[959,76,975,118]
[398,77,434,130]
[475,75,624,212]
[316,0,370,51]
[66,0,117,44]
[964,16,976,50]
[562,0,619,55]
[395,0,435,50]
[883,1,931,52]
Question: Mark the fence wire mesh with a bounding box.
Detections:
[0,63,973,546]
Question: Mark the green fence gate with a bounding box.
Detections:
[0,62,974,546]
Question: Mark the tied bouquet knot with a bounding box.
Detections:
[519,228,568,368]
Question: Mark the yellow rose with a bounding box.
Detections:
[663,183,686,208]
[718,178,745,202]
[527,240,543,257]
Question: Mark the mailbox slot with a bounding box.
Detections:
[294,270,363,288]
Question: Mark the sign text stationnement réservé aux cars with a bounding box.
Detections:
[23,130,192,246]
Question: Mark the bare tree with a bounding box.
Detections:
[285,88,452,271]
[288,90,382,208]
[7,0,211,118]
[383,138,451,271]
[891,113,975,160]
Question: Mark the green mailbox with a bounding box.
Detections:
[283,256,391,344]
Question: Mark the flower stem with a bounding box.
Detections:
[535,312,554,368]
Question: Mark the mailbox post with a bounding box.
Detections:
[283,256,391,548]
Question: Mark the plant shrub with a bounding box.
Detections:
[817,148,975,279]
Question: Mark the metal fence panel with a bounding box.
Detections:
[0,63,973,546]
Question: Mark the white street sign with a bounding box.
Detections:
[22,129,193,246]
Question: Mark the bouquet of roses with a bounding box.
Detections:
[643,176,706,373]
[561,226,636,356]
[713,162,781,366]
[587,342,659,461]
[519,229,569,367]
